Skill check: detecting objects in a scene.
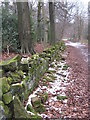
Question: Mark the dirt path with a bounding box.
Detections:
[64,44,88,119]
[25,42,89,119]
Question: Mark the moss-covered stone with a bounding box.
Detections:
[18,70,24,78]
[7,72,21,84]
[41,92,48,103]
[0,83,2,100]
[3,92,13,104]
[48,74,57,80]
[13,96,31,118]
[47,69,56,74]
[24,90,30,101]
[0,77,10,94]
[7,77,13,85]
[31,96,41,108]
[31,54,39,60]
[50,63,55,68]
[0,101,11,117]
[57,95,68,100]
[35,104,46,113]
[43,76,53,82]
[62,64,69,70]
[57,64,61,68]
[39,52,46,58]
[30,115,42,120]
[27,105,42,119]
[20,63,29,72]
[21,58,29,64]
[10,83,23,95]
[27,104,36,114]
[61,57,65,61]
[0,69,4,77]
[0,55,21,72]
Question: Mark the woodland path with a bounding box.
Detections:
[25,41,89,119]
[62,41,88,119]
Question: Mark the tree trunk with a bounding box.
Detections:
[37,2,41,42]
[49,2,56,45]
[13,0,17,14]
[16,1,35,54]
[16,2,23,52]
[88,2,90,43]
[42,2,48,43]
[5,0,8,12]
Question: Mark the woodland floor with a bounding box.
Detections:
[25,41,89,119]
[0,42,50,62]
[63,43,88,119]
[0,41,89,119]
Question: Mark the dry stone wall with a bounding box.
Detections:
[0,41,66,119]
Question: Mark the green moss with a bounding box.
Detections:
[57,95,68,100]
[18,70,24,78]
[3,92,13,104]
[61,57,65,61]
[31,96,41,108]
[47,69,56,74]
[0,101,10,117]
[50,63,55,68]
[27,104,37,114]
[41,92,48,103]
[30,115,42,120]
[7,77,13,85]
[13,96,31,118]
[48,74,57,80]
[31,54,39,60]
[31,115,42,120]
[35,104,46,113]
[24,90,30,101]
[0,55,20,66]
[0,69,4,77]
[0,55,21,72]
[62,64,69,70]
[8,72,21,84]
[43,79,47,82]
[20,63,29,72]
[43,76,53,82]
[56,56,60,61]
[57,65,61,68]
[11,83,23,95]
[39,52,46,58]
[0,77,10,94]
[42,83,48,86]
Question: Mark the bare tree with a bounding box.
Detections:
[55,0,76,39]
[37,1,42,42]
[42,2,49,43]
[49,1,56,45]
[16,1,35,54]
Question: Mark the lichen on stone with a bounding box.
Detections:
[3,92,13,104]
[0,77,10,94]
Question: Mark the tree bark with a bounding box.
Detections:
[37,2,41,42]
[16,1,35,54]
[42,2,48,43]
[5,0,9,12]
[49,2,56,45]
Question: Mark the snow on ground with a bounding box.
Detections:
[65,41,88,62]
[25,54,71,119]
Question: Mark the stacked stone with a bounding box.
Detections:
[0,41,66,119]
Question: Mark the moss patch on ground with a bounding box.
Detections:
[57,95,68,100]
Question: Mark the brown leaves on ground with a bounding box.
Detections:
[0,42,50,62]
[64,46,89,119]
